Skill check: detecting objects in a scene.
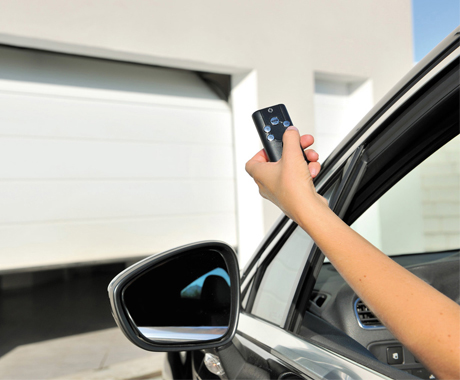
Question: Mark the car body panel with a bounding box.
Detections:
[236,313,390,380]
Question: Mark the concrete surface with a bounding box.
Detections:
[0,328,164,380]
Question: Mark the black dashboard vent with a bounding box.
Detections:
[354,299,385,329]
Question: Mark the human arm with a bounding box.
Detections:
[246,126,460,380]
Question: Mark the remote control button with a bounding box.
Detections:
[283,121,290,127]
[270,117,279,125]
[264,126,271,133]
[267,134,275,141]
[268,108,273,113]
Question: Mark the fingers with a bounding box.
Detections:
[245,148,268,178]
[283,128,320,163]
[304,148,319,163]
[300,134,314,150]
[282,126,303,160]
[282,128,321,179]
[300,135,319,162]
[309,161,321,178]
[247,130,320,180]
[249,148,269,163]
[305,146,320,177]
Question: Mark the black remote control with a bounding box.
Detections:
[252,104,309,162]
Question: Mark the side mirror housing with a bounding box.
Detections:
[108,241,240,352]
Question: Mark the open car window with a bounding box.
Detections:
[300,57,459,378]
[306,132,459,379]
[351,135,459,256]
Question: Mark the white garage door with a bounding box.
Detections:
[0,46,237,272]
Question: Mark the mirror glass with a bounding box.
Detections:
[122,248,231,343]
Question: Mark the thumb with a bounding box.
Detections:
[282,126,303,160]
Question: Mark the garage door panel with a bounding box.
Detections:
[0,46,220,102]
[0,138,234,179]
[0,92,233,144]
[0,179,236,224]
[0,213,238,271]
[0,47,237,271]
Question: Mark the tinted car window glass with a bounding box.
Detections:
[351,135,459,255]
[251,181,338,326]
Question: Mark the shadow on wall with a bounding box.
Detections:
[0,46,223,100]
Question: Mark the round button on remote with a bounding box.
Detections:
[264,126,271,133]
[283,121,290,127]
[270,117,279,125]
[267,134,275,141]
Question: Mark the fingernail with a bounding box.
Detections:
[310,167,317,176]
[286,126,298,132]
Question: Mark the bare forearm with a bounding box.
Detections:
[297,198,460,380]
[245,128,460,379]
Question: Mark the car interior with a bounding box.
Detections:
[308,132,459,375]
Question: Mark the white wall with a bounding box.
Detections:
[352,136,460,256]
[0,47,239,271]
[0,0,414,263]
[351,167,425,256]
[421,136,460,251]
[314,73,373,159]
[379,167,425,255]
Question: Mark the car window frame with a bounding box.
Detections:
[240,39,459,368]
[290,52,459,336]
[243,145,367,326]
[343,60,459,227]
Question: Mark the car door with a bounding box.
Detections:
[228,155,402,380]
[184,145,378,380]
[207,29,459,380]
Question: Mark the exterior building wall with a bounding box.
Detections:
[0,0,413,265]
[0,47,242,271]
[0,0,413,130]
[351,135,460,257]
[421,136,460,251]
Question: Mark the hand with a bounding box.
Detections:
[245,127,326,223]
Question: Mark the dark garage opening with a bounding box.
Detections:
[0,263,125,357]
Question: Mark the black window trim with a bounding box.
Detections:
[345,60,459,225]
[315,37,459,192]
[281,53,458,363]
[286,146,368,333]
[287,57,459,335]
[319,31,459,179]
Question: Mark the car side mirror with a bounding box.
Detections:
[108,241,240,352]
